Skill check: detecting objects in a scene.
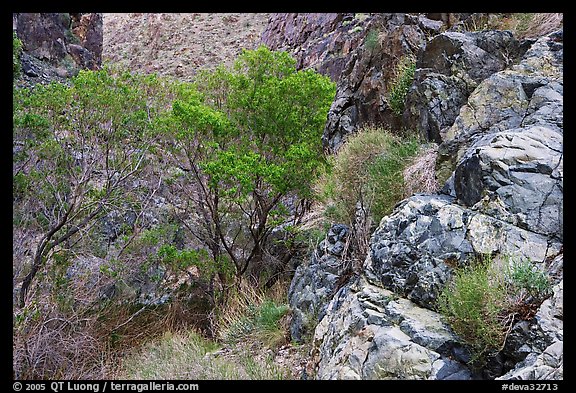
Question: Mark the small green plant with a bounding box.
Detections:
[438,257,508,364]
[13,31,23,78]
[350,26,363,34]
[364,29,380,52]
[507,258,552,301]
[388,55,416,116]
[439,255,553,368]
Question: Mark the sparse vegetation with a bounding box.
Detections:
[13,31,22,78]
[316,127,419,255]
[388,55,416,117]
[117,279,293,380]
[364,28,380,52]
[403,143,440,196]
[116,329,290,380]
[438,255,553,368]
[496,13,563,39]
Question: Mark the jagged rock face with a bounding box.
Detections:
[498,278,563,380]
[262,13,446,152]
[311,275,473,379]
[367,195,561,310]
[403,30,525,143]
[288,224,351,342]
[14,13,102,75]
[294,30,563,380]
[321,14,434,152]
[439,31,563,241]
[261,13,364,83]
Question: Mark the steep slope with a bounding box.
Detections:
[102,13,270,80]
[289,29,563,380]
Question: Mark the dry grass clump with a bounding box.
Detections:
[403,144,440,197]
[114,279,293,380]
[498,13,563,39]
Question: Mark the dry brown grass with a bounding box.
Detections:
[403,144,440,197]
[13,266,212,380]
[498,13,563,39]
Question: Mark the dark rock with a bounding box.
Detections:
[13,12,103,86]
[321,14,427,152]
[403,30,523,143]
[288,224,351,342]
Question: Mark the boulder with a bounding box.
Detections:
[311,275,473,379]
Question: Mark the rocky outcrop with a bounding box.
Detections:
[261,13,365,83]
[262,13,449,152]
[498,277,563,380]
[403,30,527,143]
[292,29,563,380]
[288,224,351,342]
[439,31,563,241]
[13,13,102,85]
[321,14,432,152]
[310,274,474,379]
[367,194,561,311]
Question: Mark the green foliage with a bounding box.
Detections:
[157,244,234,279]
[438,257,508,363]
[439,255,553,367]
[507,258,552,301]
[364,29,380,52]
[157,46,336,279]
[388,55,416,116]
[316,127,420,227]
[256,299,289,332]
[13,31,22,78]
[13,66,179,310]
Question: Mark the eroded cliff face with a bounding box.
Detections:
[283,16,562,380]
[13,13,103,86]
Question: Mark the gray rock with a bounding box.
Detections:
[288,224,351,342]
[368,195,560,310]
[312,276,473,380]
[404,30,523,142]
[290,29,563,381]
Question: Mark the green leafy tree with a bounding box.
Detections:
[156,46,335,286]
[13,31,23,78]
[13,67,174,308]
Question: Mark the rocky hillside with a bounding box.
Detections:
[102,13,270,80]
[13,13,102,88]
[282,14,563,380]
[13,12,562,381]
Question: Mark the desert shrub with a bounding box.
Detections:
[364,28,380,52]
[439,255,553,367]
[438,257,508,363]
[155,45,335,286]
[316,126,419,254]
[388,55,416,116]
[496,13,563,39]
[403,143,440,196]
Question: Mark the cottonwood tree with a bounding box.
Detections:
[13,68,173,308]
[155,46,336,288]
